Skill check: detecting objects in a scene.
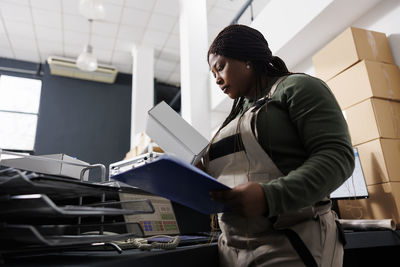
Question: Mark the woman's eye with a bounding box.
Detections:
[217,65,224,71]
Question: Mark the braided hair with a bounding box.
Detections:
[205,26,290,227]
[208,24,291,129]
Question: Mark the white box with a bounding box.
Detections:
[0,153,89,180]
[146,101,209,165]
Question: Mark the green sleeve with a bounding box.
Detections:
[260,75,355,217]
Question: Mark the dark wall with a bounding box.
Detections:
[1,57,181,180]
[154,80,180,112]
[34,63,132,179]
[0,57,42,79]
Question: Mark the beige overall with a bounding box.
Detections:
[206,77,344,267]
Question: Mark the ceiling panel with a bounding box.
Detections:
[94,48,113,63]
[114,38,136,53]
[208,7,236,27]
[30,0,62,12]
[0,0,269,85]
[161,47,179,61]
[35,26,63,44]
[1,0,30,6]
[14,48,40,62]
[9,35,37,54]
[167,71,180,86]
[91,34,115,50]
[208,26,222,44]
[92,21,119,37]
[111,50,131,64]
[113,63,131,73]
[237,7,253,25]
[63,30,88,47]
[32,8,62,29]
[153,0,179,17]
[6,21,35,40]
[0,33,10,48]
[252,0,271,17]
[0,46,13,59]
[63,14,89,33]
[125,0,156,11]
[164,34,179,50]
[0,18,4,34]
[155,69,172,82]
[171,22,179,35]
[155,58,177,72]
[141,29,169,49]
[39,52,51,62]
[38,40,63,60]
[104,0,124,6]
[214,0,248,11]
[62,0,79,15]
[159,49,179,62]
[0,2,32,23]
[117,25,145,43]
[64,45,82,58]
[174,61,180,71]
[102,2,123,23]
[38,40,63,52]
[207,0,217,11]
[147,13,176,33]
[121,7,151,28]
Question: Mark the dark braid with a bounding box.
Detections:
[205,25,291,233]
[204,24,291,172]
[208,24,291,129]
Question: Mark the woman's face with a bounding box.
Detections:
[208,53,256,99]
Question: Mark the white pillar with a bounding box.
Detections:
[179,0,211,139]
[131,45,154,149]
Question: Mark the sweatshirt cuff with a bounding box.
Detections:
[259,182,279,218]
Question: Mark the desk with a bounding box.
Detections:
[3,231,400,266]
[345,230,400,249]
[344,230,400,267]
[2,243,219,267]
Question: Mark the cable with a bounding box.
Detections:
[118,235,181,251]
[82,231,181,251]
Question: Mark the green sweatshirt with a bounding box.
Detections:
[242,74,355,218]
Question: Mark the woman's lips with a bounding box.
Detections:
[222,86,229,94]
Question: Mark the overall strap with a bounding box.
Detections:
[282,229,318,267]
[251,75,288,112]
[269,75,287,96]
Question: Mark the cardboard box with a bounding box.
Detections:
[0,154,89,180]
[313,27,394,82]
[338,182,400,226]
[327,60,400,110]
[146,101,209,165]
[356,138,400,185]
[343,98,400,146]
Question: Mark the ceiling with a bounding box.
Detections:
[0,0,270,86]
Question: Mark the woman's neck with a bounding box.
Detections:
[245,75,271,100]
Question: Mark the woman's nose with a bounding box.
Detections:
[216,77,223,85]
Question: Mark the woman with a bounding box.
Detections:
[204,25,354,267]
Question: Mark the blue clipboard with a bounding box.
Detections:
[111,155,231,214]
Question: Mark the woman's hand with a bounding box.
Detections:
[210,182,269,217]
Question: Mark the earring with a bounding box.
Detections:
[246,65,250,69]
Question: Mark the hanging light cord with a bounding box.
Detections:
[88,19,93,47]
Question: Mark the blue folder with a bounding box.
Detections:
[111,155,231,214]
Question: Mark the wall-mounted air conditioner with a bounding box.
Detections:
[47,56,118,84]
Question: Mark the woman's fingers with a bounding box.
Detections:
[209,189,235,202]
[210,182,268,217]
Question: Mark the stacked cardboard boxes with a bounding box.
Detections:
[313,27,394,82]
[312,27,400,225]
